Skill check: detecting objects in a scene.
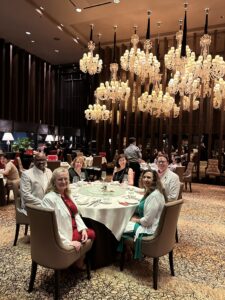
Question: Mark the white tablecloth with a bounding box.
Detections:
[70,182,143,240]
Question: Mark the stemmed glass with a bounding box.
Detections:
[80,171,86,181]
[101,171,107,182]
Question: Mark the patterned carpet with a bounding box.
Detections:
[0,183,225,300]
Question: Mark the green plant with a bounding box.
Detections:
[12,137,32,152]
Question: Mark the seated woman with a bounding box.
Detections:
[112,154,134,185]
[42,167,95,267]
[118,169,165,259]
[0,154,20,201]
[68,156,86,183]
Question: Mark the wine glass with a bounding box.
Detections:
[101,171,107,182]
[80,172,86,181]
[72,176,79,184]
[122,174,128,189]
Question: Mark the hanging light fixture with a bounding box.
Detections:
[79,24,103,75]
[138,88,180,118]
[95,25,131,103]
[132,11,161,84]
[213,78,225,109]
[84,104,111,123]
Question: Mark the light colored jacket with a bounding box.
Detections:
[20,166,52,214]
[42,191,87,246]
[160,168,180,201]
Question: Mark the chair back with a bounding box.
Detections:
[141,199,183,258]
[15,195,29,224]
[184,162,194,175]
[92,156,102,168]
[47,160,61,172]
[67,154,72,165]
[26,204,78,269]
[16,156,25,176]
[205,159,220,176]
[174,166,185,182]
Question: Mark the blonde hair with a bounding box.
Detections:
[71,156,85,168]
[46,167,71,198]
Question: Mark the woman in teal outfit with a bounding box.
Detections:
[118,169,165,259]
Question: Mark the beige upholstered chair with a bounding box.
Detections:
[176,183,184,243]
[174,166,185,182]
[13,195,29,246]
[16,156,25,176]
[26,204,93,299]
[205,159,220,178]
[183,162,195,192]
[120,199,183,290]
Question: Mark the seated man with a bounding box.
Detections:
[20,152,52,215]
[157,154,180,201]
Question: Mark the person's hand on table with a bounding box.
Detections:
[70,240,81,251]
[81,229,88,243]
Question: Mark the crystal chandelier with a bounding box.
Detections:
[213,78,225,109]
[138,89,180,118]
[84,104,111,123]
[80,24,103,75]
[120,25,140,72]
[164,18,196,74]
[95,26,131,103]
[131,11,161,84]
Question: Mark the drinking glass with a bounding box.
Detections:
[80,172,86,181]
[72,176,79,183]
[101,171,107,182]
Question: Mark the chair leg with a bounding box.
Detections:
[28,261,37,292]
[175,227,179,243]
[189,182,192,192]
[24,224,29,236]
[120,247,126,271]
[169,250,175,276]
[153,257,159,290]
[13,224,20,246]
[54,270,60,300]
[184,182,187,190]
[85,253,91,280]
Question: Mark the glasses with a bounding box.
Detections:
[157,160,167,164]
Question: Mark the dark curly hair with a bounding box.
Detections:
[140,169,164,198]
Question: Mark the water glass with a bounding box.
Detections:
[101,171,107,181]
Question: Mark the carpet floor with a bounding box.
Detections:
[0,183,225,300]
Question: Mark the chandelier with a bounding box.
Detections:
[127,11,161,84]
[164,18,196,74]
[138,89,180,118]
[213,78,225,109]
[80,24,103,75]
[120,25,140,73]
[168,70,201,97]
[95,26,131,103]
[84,104,111,123]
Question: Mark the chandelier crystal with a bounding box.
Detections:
[84,104,111,123]
[80,24,103,75]
[138,89,180,118]
[95,25,131,103]
[213,78,225,109]
[183,96,200,111]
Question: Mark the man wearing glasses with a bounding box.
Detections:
[20,152,52,215]
[157,154,180,201]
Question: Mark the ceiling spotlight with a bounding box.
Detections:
[73,38,79,44]
[31,40,35,43]
[40,6,44,10]
[76,7,82,12]
[54,49,59,53]
[57,25,63,31]
[26,31,31,35]
[114,0,120,3]
[35,8,43,15]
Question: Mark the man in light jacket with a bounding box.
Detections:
[20,152,52,215]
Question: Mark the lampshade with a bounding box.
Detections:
[2,132,14,142]
[45,134,54,142]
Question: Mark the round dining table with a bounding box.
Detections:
[70,181,143,269]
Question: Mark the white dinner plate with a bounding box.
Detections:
[123,199,139,205]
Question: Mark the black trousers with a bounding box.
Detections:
[129,161,141,187]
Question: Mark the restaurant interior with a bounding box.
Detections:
[0,0,225,299]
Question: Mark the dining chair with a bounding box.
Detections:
[120,199,183,290]
[13,194,29,246]
[183,162,195,192]
[205,159,220,180]
[16,156,26,176]
[174,166,185,182]
[47,160,61,172]
[26,204,93,300]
